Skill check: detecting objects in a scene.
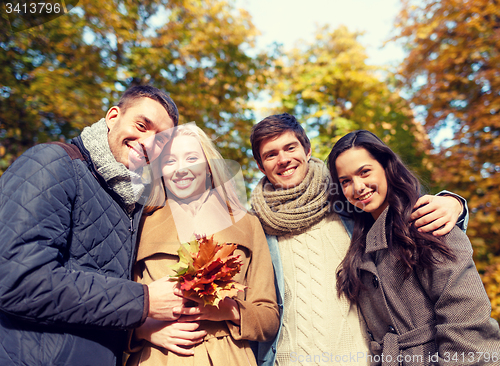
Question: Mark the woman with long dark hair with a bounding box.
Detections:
[327,130,500,365]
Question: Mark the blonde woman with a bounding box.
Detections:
[126,124,279,366]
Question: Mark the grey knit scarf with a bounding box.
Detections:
[251,157,332,236]
[80,118,146,214]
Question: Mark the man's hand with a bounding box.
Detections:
[135,318,206,356]
[411,195,463,236]
[147,276,201,321]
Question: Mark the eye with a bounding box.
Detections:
[187,156,199,163]
[360,169,370,176]
[156,136,165,145]
[137,122,147,131]
[164,157,175,165]
[288,145,295,151]
[340,178,350,186]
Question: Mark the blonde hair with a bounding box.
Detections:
[144,124,243,215]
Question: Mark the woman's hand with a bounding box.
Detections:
[135,317,207,356]
[175,289,241,325]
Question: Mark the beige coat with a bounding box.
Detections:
[126,192,279,366]
[359,207,500,366]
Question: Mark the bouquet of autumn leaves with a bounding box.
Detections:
[170,235,246,307]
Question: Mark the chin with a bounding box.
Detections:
[171,191,189,200]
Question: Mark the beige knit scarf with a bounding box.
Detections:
[80,118,146,214]
[251,157,332,236]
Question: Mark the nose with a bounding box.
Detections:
[277,151,291,166]
[353,178,366,196]
[138,132,159,162]
[174,168,188,177]
[174,158,191,175]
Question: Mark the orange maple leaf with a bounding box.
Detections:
[171,235,247,307]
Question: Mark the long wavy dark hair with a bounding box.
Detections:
[327,130,455,304]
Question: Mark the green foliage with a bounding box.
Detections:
[265,25,431,183]
[1,0,272,186]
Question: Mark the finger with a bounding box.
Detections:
[413,210,439,228]
[173,290,204,305]
[179,314,204,322]
[417,217,446,233]
[174,306,203,316]
[173,332,206,344]
[173,288,183,297]
[181,293,205,304]
[414,195,432,208]
[174,321,202,330]
[182,329,207,341]
[410,204,435,221]
[167,344,196,356]
[432,222,454,237]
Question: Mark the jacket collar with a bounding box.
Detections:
[136,192,251,262]
[365,206,391,254]
[72,136,145,217]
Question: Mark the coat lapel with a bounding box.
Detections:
[136,194,255,262]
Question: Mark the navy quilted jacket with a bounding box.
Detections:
[0,137,147,366]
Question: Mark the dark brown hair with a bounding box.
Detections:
[327,130,455,303]
[117,85,179,126]
[250,113,311,169]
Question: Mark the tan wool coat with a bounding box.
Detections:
[126,192,279,366]
[358,207,500,366]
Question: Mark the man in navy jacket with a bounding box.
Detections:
[0,86,197,365]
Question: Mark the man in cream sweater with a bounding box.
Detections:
[249,113,467,366]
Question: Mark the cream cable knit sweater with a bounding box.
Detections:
[275,213,370,366]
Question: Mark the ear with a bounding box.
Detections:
[306,147,312,161]
[105,106,120,130]
[257,162,266,175]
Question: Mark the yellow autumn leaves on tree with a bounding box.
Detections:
[2,0,500,318]
[393,0,500,319]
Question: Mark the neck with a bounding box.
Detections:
[172,190,210,214]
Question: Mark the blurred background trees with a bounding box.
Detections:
[0,0,273,186]
[393,0,500,318]
[267,25,432,182]
[1,0,499,318]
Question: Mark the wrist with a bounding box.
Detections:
[444,194,463,215]
[134,322,147,341]
[142,284,150,322]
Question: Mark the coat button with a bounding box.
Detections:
[388,325,396,333]
[372,275,379,289]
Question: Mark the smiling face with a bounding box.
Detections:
[258,131,312,189]
[161,134,209,201]
[335,147,388,220]
[106,97,175,170]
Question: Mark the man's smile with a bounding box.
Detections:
[278,167,296,177]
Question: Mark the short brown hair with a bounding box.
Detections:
[250,113,311,168]
[117,85,179,126]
